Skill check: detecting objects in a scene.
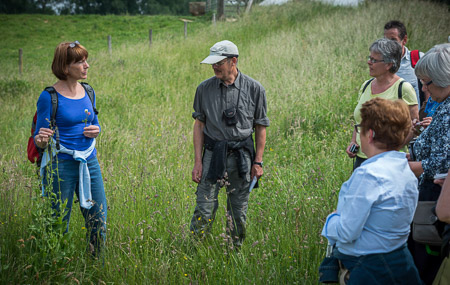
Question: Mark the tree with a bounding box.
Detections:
[0,0,54,14]
[0,0,191,15]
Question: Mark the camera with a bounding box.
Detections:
[350,144,359,154]
[223,107,238,126]
[414,122,425,135]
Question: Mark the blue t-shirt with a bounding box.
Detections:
[424,97,442,117]
[34,88,100,160]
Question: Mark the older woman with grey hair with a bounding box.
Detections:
[346,38,419,169]
[408,43,450,285]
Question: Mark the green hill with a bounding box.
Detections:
[0,0,448,283]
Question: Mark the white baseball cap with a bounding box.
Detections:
[201,40,239,64]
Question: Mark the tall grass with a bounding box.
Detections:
[0,0,449,283]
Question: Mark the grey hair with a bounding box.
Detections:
[369,38,402,73]
[415,43,450,88]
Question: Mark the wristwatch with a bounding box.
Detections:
[253,161,263,167]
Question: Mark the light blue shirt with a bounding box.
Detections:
[396,46,424,105]
[40,139,96,209]
[322,151,418,256]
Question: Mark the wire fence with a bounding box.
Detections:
[206,0,248,17]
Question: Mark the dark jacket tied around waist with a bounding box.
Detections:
[204,134,256,185]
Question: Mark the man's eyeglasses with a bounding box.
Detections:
[354,124,361,134]
[69,41,80,48]
[367,56,384,64]
[213,58,229,67]
[420,79,433,86]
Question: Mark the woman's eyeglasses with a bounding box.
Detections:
[367,56,384,64]
[420,79,433,86]
[354,124,361,133]
[69,41,80,48]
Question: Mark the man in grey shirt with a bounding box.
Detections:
[190,40,269,248]
[384,20,424,105]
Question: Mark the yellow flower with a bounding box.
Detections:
[81,227,86,230]
[270,147,274,151]
[184,274,188,277]
[197,217,201,221]
[184,256,187,260]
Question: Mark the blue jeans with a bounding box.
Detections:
[44,157,107,248]
[334,244,423,285]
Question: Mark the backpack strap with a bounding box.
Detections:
[80,82,98,115]
[398,80,404,100]
[44,86,60,150]
[410,50,420,68]
[362,78,375,94]
[362,78,403,99]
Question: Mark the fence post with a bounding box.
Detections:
[212,13,216,25]
[19,48,23,75]
[218,0,225,20]
[149,29,153,47]
[184,21,188,39]
[108,35,112,55]
[245,0,253,14]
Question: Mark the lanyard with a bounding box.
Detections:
[221,73,242,110]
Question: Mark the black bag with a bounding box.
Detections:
[412,201,443,247]
[223,107,238,126]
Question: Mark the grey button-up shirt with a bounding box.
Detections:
[192,71,269,141]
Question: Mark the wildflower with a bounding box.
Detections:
[270,147,274,151]
[198,217,201,221]
[184,274,188,277]
[184,256,187,260]
[81,227,86,230]
[82,109,91,127]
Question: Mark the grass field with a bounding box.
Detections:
[0,0,449,283]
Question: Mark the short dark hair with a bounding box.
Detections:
[384,20,407,40]
[51,41,88,80]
